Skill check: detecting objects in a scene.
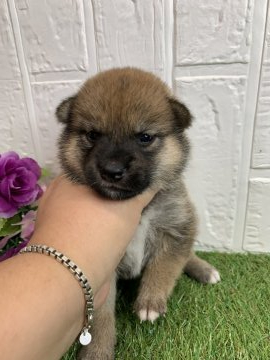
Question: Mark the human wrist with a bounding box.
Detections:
[0,250,86,360]
[28,231,99,294]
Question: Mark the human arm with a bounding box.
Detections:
[0,176,154,360]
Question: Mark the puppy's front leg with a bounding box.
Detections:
[134,233,192,322]
[78,274,116,360]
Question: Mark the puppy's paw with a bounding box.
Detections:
[207,268,221,284]
[195,265,221,284]
[134,295,167,323]
[184,255,221,284]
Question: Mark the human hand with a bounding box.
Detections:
[30,176,155,305]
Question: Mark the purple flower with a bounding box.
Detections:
[0,152,43,218]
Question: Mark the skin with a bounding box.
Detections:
[0,176,155,360]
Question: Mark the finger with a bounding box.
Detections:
[135,189,158,209]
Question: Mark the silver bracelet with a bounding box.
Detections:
[19,244,94,346]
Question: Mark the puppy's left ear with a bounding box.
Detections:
[56,96,76,124]
[168,97,192,131]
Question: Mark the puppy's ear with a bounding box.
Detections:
[168,98,192,131]
[56,96,76,124]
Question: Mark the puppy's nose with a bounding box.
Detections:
[100,161,126,182]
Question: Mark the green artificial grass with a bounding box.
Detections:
[62,252,270,360]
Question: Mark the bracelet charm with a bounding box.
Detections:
[79,328,92,345]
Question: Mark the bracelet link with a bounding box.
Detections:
[19,244,94,346]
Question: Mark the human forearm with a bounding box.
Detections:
[0,250,84,360]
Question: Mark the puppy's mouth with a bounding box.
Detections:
[84,162,150,200]
[90,181,143,200]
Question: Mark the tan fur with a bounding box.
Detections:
[134,234,192,318]
[61,136,86,182]
[154,136,183,190]
[56,67,220,359]
[72,69,174,137]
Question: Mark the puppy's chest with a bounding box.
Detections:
[117,209,155,279]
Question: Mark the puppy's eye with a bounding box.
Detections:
[136,133,155,145]
[86,130,101,142]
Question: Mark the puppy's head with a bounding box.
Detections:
[56,68,192,199]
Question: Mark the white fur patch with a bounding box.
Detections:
[207,269,221,284]
[138,309,160,323]
[125,225,147,277]
[124,208,155,278]
[138,309,147,322]
[148,310,160,323]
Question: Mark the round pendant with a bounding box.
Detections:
[79,330,92,346]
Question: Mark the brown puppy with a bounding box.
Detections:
[56,68,220,359]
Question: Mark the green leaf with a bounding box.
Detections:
[17,205,33,215]
[0,218,7,232]
[0,214,22,236]
[41,168,50,179]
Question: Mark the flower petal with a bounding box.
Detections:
[0,235,12,250]
[35,184,43,200]
[0,157,19,178]
[20,210,36,240]
[0,174,17,201]
[11,187,39,205]
[22,210,36,222]
[0,239,29,262]
[20,157,41,180]
[0,194,18,218]
[21,221,35,240]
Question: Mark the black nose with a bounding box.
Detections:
[99,161,126,182]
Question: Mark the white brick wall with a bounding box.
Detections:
[176,76,246,250]
[0,0,269,252]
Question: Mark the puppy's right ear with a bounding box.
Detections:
[168,97,192,131]
[56,96,76,124]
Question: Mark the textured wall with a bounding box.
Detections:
[243,3,270,252]
[176,76,246,250]
[252,6,270,169]
[0,0,269,252]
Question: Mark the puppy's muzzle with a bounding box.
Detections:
[98,160,127,182]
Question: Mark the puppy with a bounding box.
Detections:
[56,68,220,359]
